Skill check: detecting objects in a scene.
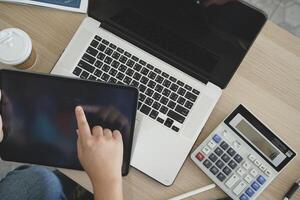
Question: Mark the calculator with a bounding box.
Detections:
[191,105,296,200]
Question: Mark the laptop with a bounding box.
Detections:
[51,0,266,185]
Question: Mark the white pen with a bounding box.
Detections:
[168,183,216,200]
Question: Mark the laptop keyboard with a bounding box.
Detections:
[72,35,200,132]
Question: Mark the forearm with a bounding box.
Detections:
[92,178,123,200]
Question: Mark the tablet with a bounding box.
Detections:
[0,70,138,175]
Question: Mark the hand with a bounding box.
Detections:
[75,106,123,200]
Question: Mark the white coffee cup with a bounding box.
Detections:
[0,28,37,70]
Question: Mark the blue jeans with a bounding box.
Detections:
[0,166,66,200]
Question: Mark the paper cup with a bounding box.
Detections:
[0,28,37,70]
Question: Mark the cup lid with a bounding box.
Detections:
[0,28,32,65]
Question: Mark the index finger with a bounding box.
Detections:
[75,106,91,140]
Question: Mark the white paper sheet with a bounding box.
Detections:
[1,0,88,13]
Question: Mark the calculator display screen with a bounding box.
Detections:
[236,119,280,161]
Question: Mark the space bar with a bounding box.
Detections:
[167,110,185,124]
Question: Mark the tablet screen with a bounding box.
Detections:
[0,70,138,175]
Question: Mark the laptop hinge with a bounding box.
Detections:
[100,20,209,85]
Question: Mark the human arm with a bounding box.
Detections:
[75,106,123,200]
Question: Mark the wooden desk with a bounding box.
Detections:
[1,3,300,200]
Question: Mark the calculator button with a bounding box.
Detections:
[227,148,236,156]
[216,160,225,169]
[202,146,211,155]
[240,194,249,200]
[250,169,258,177]
[207,140,216,149]
[237,167,246,177]
[257,175,266,185]
[229,160,238,170]
[251,181,260,191]
[254,159,262,167]
[246,188,255,197]
[265,170,271,177]
[221,154,230,163]
[225,174,239,189]
[233,181,247,195]
[223,166,232,175]
[259,164,267,172]
[248,154,256,162]
[217,172,226,182]
[203,159,212,169]
[234,154,243,163]
[244,175,253,184]
[210,166,219,175]
[213,134,222,143]
[196,152,205,161]
[242,162,251,170]
[220,141,229,150]
[214,147,224,156]
[209,153,218,162]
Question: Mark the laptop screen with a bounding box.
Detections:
[88,0,266,88]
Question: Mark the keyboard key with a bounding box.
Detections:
[94,69,102,77]
[209,153,218,162]
[177,80,184,86]
[175,105,189,116]
[126,59,135,67]
[148,71,156,79]
[217,172,226,182]
[90,40,99,48]
[155,76,164,85]
[145,97,154,106]
[78,60,95,73]
[139,93,146,102]
[154,68,161,74]
[97,44,106,52]
[86,46,98,56]
[169,76,177,82]
[164,118,174,128]
[162,88,171,97]
[73,67,82,76]
[170,83,179,92]
[112,51,121,60]
[244,175,253,184]
[152,101,161,110]
[202,146,211,155]
[94,35,102,41]
[203,159,212,168]
[104,56,113,65]
[177,87,186,96]
[192,89,200,95]
[146,63,154,69]
[251,181,260,191]
[138,84,147,93]
[140,105,151,115]
[133,72,142,81]
[225,174,239,189]
[153,92,161,101]
[82,53,96,65]
[150,110,159,119]
[196,152,205,161]
[125,68,134,76]
[160,106,168,114]
[250,169,258,177]
[167,100,176,109]
[140,76,149,84]
[109,68,118,76]
[118,64,127,72]
[123,76,132,85]
[222,166,232,175]
[234,154,243,163]
[177,97,186,105]
[104,48,113,56]
[185,91,197,102]
[162,72,169,78]
[101,73,109,81]
[162,79,171,87]
[210,166,219,175]
[227,148,236,156]
[213,134,222,143]
[145,88,154,97]
[240,194,249,200]
[246,188,255,197]
[147,80,156,88]
[80,72,89,79]
[132,55,139,62]
[95,60,103,68]
[109,43,116,49]
[170,93,179,101]
[102,39,109,45]
[172,126,179,132]
[248,154,256,162]
[131,80,139,87]
[139,59,146,66]
[141,67,149,75]
[233,181,247,195]
[237,167,246,177]
[184,101,193,109]
[214,147,223,156]
[216,160,225,169]
[155,84,163,93]
[220,141,229,150]
[257,175,266,185]
[119,55,128,64]
[228,160,238,170]
[116,47,124,53]
[102,64,110,72]
[160,96,168,104]
[207,140,216,149]
[108,77,117,83]
[167,110,185,123]
[184,84,192,91]
[221,154,230,163]
[157,117,164,124]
